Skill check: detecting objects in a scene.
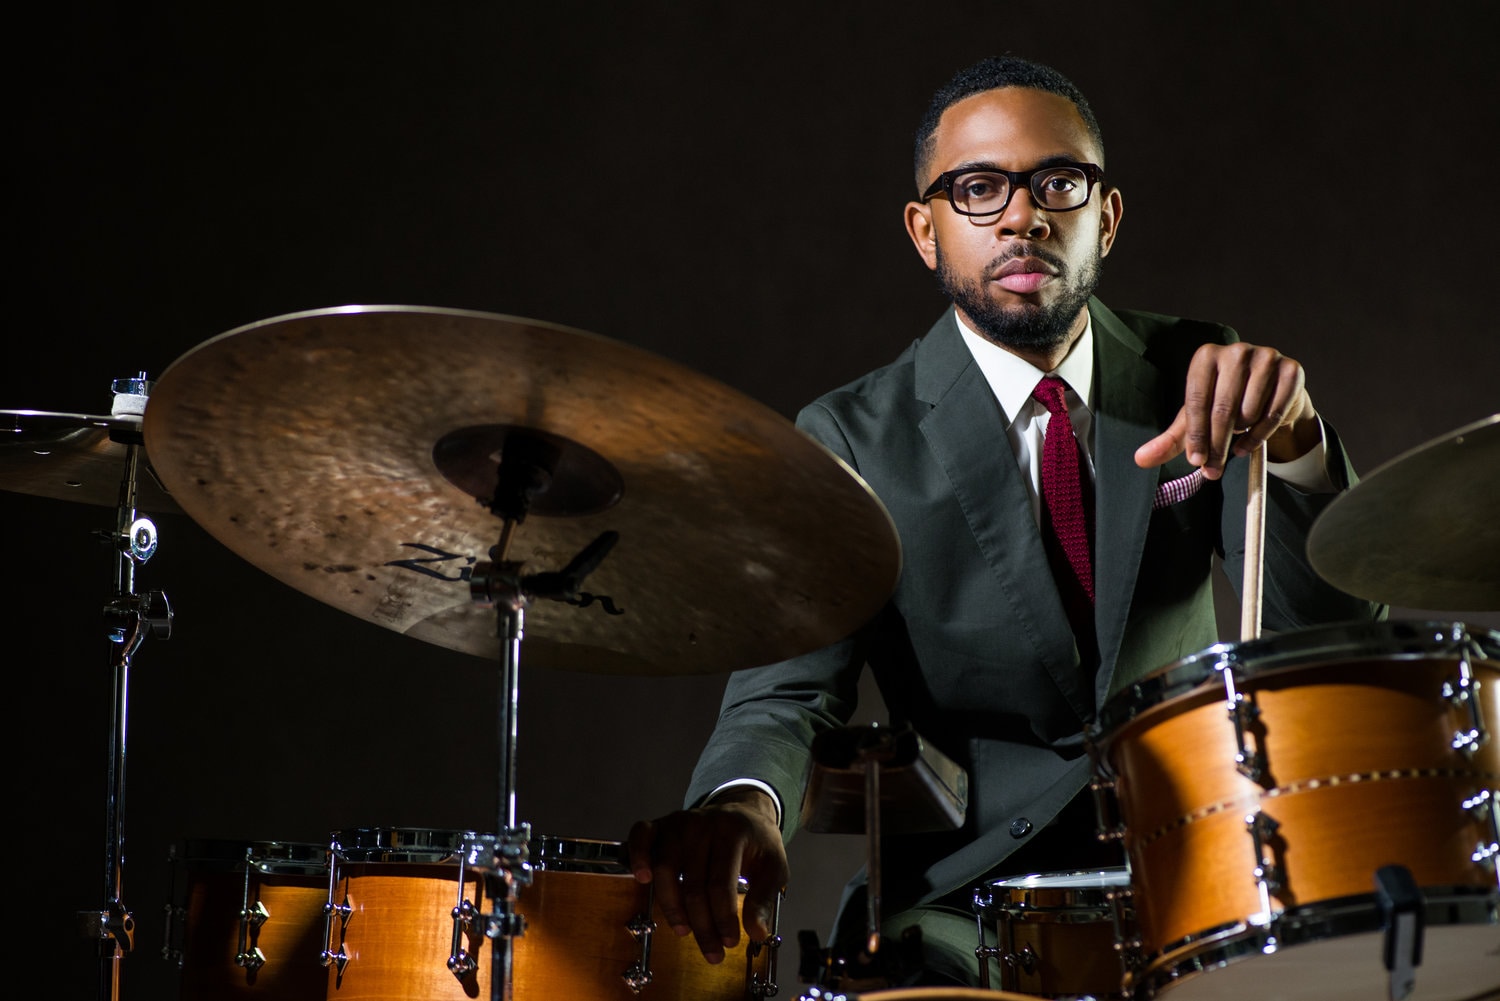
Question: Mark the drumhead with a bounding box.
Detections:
[330,826,475,863]
[1094,619,1500,741]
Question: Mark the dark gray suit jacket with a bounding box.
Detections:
[685,299,1382,916]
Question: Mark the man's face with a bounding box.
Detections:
[906,87,1122,357]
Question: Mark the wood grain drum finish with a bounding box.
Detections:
[1091,621,1500,1001]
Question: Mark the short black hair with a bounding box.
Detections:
[913,55,1105,192]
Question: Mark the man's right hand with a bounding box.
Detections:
[624,787,789,964]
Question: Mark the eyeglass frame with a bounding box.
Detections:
[919,161,1105,218]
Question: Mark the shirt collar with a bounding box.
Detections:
[955,308,1095,424]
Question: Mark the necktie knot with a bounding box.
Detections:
[1032,375,1071,418]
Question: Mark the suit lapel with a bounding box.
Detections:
[1090,299,1174,706]
[913,312,1095,719]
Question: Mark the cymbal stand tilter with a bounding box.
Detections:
[460,430,619,1001]
[87,375,174,1001]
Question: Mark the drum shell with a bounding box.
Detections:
[511,834,762,1000]
[1091,621,1500,997]
[325,831,761,1001]
[976,869,1128,999]
[325,829,490,1001]
[174,839,330,1001]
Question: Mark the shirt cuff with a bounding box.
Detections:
[705,779,784,827]
[1266,415,1335,493]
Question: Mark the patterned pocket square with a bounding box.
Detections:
[1153,469,1205,509]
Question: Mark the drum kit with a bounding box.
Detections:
[3,304,1498,1001]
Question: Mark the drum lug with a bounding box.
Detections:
[321,862,351,972]
[1463,788,1500,879]
[1089,778,1126,841]
[448,897,480,979]
[1245,809,1284,920]
[1444,650,1489,756]
[234,901,270,970]
[746,930,782,999]
[622,893,658,993]
[1228,692,1265,781]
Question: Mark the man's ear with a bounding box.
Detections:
[1099,185,1123,258]
[905,201,939,271]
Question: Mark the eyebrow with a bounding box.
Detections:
[945,153,1091,173]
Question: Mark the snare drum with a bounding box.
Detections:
[511,834,775,1000]
[973,868,1129,998]
[1091,621,1500,1000]
[324,827,494,1001]
[172,838,330,1000]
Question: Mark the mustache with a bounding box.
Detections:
[988,244,1068,274]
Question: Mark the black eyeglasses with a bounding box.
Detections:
[921,162,1104,218]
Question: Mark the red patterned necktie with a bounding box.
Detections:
[1032,377,1095,612]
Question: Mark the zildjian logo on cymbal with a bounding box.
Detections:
[385,542,625,615]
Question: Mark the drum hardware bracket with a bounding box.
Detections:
[1463,789,1500,878]
[1222,667,1266,782]
[321,853,353,973]
[1442,650,1488,756]
[1087,776,1125,842]
[1105,882,1143,975]
[78,902,136,954]
[1245,808,1284,922]
[622,883,658,993]
[448,895,482,978]
[1374,864,1425,1001]
[745,898,782,998]
[234,855,272,971]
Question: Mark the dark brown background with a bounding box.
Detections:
[8,3,1498,998]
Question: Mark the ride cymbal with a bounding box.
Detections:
[1,410,180,514]
[142,305,902,675]
[1307,413,1499,610]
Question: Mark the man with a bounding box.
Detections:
[626,55,1383,988]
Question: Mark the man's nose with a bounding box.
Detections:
[994,185,1050,239]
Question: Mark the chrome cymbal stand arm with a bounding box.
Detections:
[92,375,173,1001]
[467,435,620,1001]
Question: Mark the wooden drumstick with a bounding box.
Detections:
[1240,446,1266,642]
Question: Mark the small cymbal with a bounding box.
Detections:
[1,410,180,514]
[1308,414,1500,610]
[143,305,902,675]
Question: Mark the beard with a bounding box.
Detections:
[935,241,1102,353]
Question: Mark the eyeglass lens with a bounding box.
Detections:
[951,167,1090,215]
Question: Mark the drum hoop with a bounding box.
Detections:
[986,867,1131,890]
[1092,620,1499,745]
[531,835,630,873]
[177,838,329,874]
[331,826,475,863]
[1131,887,1499,996]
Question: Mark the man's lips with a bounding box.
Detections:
[992,257,1058,294]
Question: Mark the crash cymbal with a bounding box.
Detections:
[1,410,180,514]
[1307,413,1500,610]
[143,305,902,675]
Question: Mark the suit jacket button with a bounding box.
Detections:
[1009,817,1032,838]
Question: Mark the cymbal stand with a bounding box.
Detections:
[466,435,617,1001]
[90,375,174,1001]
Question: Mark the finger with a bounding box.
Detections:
[1180,345,1225,471]
[1236,355,1304,456]
[1200,346,1253,476]
[1134,408,1189,469]
[646,820,692,939]
[677,836,726,962]
[708,842,747,951]
[741,876,783,943]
